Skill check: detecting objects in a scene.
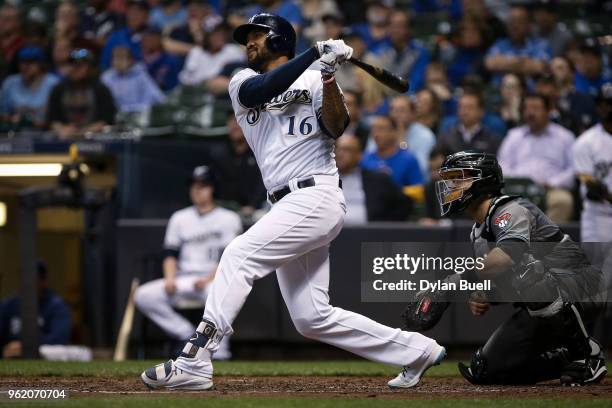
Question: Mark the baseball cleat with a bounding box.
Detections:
[388,344,446,389]
[141,359,213,391]
[560,356,607,386]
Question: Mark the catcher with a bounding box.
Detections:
[403,151,607,386]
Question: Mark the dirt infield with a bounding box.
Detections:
[2,376,611,399]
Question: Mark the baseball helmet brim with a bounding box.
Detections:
[233,23,271,45]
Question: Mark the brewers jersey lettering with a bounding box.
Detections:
[228,68,337,191]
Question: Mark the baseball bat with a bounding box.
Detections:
[348,58,410,93]
[113,277,140,362]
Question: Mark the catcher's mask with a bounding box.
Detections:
[435,151,504,216]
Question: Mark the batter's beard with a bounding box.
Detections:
[247,47,276,72]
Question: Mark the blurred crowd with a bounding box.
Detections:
[0,0,611,222]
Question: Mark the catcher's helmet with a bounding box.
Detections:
[436,151,504,216]
[233,13,296,59]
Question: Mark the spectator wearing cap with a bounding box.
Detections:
[101,0,150,69]
[498,93,575,223]
[349,0,392,55]
[178,23,244,86]
[0,47,60,129]
[371,9,430,92]
[149,0,187,32]
[134,165,241,361]
[141,26,181,91]
[0,3,25,80]
[361,115,424,192]
[531,0,573,57]
[102,46,164,113]
[388,95,435,180]
[336,134,412,224]
[484,5,551,85]
[163,0,222,58]
[535,68,597,136]
[436,91,500,155]
[574,39,612,98]
[80,0,121,47]
[47,49,116,139]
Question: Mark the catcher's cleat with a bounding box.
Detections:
[388,344,446,389]
[140,359,214,391]
[458,362,477,384]
[560,339,607,386]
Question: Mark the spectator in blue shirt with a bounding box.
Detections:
[371,9,430,92]
[0,262,71,358]
[349,1,392,55]
[149,0,188,32]
[101,0,150,69]
[0,47,59,129]
[361,115,424,188]
[574,39,612,98]
[141,26,181,91]
[484,5,551,85]
[102,46,164,113]
[388,95,435,180]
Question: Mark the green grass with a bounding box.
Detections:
[0,360,459,378]
[5,397,612,408]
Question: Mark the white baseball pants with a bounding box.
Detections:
[180,175,438,369]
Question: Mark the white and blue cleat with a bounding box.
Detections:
[388,344,446,389]
[140,359,214,391]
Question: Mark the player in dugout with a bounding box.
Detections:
[135,165,242,361]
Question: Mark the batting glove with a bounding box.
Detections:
[315,39,354,63]
[320,52,338,77]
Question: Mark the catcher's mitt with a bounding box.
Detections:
[402,288,450,332]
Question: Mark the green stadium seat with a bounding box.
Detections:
[502,177,547,210]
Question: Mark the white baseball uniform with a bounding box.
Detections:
[135,206,242,357]
[571,123,612,290]
[176,67,439,374]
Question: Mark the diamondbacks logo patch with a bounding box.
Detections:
[494,212,512,228]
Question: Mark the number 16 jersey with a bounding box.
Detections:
[228,67,339,192]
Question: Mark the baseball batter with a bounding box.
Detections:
[571,83,612,293]
[134,166,241,360]
[141,13,445,391]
